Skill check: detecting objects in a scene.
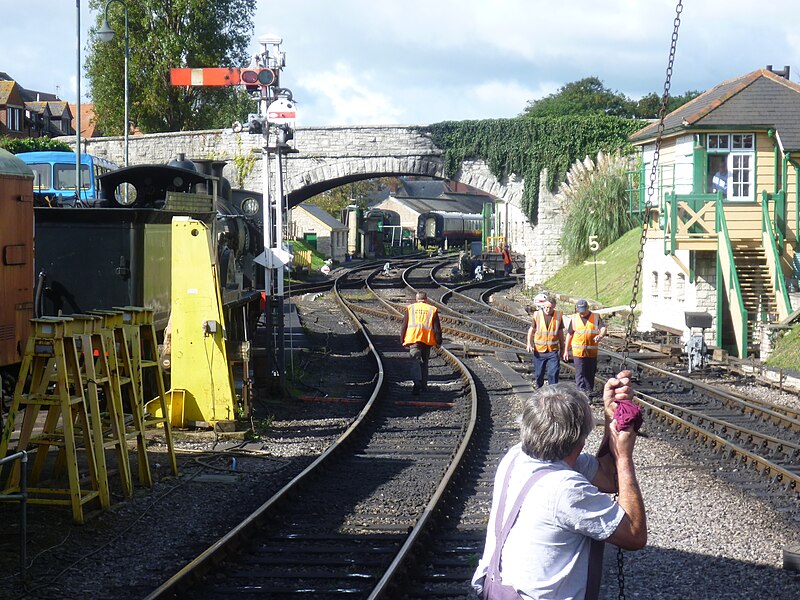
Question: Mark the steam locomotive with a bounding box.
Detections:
[1,151,265,404]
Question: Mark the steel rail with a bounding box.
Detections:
[419,283,800,495]
[333,265,480,597]
[634,391,800,489]
[399,263,524,348]
[144,269,386,599]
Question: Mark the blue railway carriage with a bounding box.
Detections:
[417,211,482,247]
[16,151,118,206]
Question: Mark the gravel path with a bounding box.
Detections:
[2,288,800,599]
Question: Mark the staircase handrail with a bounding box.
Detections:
[761,191,792,321]
[664,191,677,255]
[716,197,748,358]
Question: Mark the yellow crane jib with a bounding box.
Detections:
[162,217,236,427]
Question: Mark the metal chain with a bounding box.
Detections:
[622,1,683,368]
[618,3,683,599]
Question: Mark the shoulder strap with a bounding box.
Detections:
[487,458,556,586]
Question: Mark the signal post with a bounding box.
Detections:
[171,33,297,395]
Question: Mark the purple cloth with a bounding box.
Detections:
[614,398,643,432]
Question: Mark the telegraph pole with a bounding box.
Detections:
[170,33,297,394]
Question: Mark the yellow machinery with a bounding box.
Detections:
[164,217,236,426]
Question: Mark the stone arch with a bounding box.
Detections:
[285,156,446,206]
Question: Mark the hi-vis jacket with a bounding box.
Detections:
[501,248,512,265]
[570,312,601,358]
[402,302,441,347]
[533,310,563,352]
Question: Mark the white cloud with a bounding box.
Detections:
[296,63,404,126]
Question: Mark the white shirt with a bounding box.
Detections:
[472,444,625,599]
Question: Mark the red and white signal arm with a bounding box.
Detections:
[267,98,297,126]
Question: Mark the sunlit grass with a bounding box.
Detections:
[541,227,643,308]
[765,322,800,371]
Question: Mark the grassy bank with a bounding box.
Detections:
[765,322,800,370]
[542,227,643,307]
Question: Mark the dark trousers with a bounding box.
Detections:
[573,356,598,395]
[533,350,560,388]
[408,343,432,390]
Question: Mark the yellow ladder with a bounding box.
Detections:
[88,309,153,487]
[71,314,133,499]
[117,307,178,477]
[0,318,103,524]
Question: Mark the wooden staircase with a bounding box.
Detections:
[733,244,779,354]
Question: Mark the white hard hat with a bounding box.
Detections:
[534,293,548,307]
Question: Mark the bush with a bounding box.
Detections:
[0,136,72,154]
[559,150,637,264]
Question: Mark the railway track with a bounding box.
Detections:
[394,260,800,494]
[146,262,478,599]
[145,256,799,598]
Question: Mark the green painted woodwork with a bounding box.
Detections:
[692,135,706,193]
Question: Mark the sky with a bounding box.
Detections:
[4,0,800,127]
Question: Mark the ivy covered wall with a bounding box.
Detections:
[419,115,641,224]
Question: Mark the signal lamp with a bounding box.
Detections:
[240,68,277,87]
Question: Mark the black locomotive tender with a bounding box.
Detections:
[34,157,264,329]
[1,154,266,404]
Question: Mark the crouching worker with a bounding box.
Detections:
[400,291,442,395]
[472,371,646,599]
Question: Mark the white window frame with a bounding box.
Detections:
[6,106,21,131]
[706,133,755,201]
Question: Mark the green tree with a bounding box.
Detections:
[522,77,701,120]
[307,179,396,218]
[522,77,633,118]
[632,90,701,118]
[86,0,256,134]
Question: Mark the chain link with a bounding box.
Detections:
[618,3,683,599]
[622,0,683,367]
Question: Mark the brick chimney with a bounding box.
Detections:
[766,65,791,79]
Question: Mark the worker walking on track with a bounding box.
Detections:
[563,299,607,398]
[501,244,513,276]
[526,294,564,388]
[400,291,442,396]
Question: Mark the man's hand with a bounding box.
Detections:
[608,418,637,460]
[603,370,632,420]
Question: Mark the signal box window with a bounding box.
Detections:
[706,133,754,201]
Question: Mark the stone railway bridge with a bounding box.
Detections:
[73,125,565,285]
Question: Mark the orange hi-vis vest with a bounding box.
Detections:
[403,302,438,347]
[533,310,563,352]
[571,312,600,358]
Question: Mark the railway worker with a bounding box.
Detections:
[400,291,442,396]
[711,161,728,195]
[471,371,646,599]
[563,299,607,398]
[526,294,564,388]
[501,244,513,276]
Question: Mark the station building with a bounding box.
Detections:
[288,202,349,262]
[630,66,800,358]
